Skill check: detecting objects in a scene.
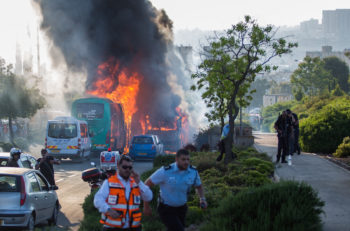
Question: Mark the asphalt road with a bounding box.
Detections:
[27,147,153,231]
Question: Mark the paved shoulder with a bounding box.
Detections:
[254,133,350,231]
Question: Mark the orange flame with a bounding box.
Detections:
[88,58,142,152]
[87,57,189,152]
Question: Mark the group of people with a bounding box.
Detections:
[7,147,60,186]
[94,149,207,231]
[274,109,301,163]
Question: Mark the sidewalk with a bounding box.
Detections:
[254,133,350,231]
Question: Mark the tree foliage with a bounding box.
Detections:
[291,56,332,97]
[323,56,350,93]
[192,16,297,163]
[249,78,270,108]
[0,58,45,144]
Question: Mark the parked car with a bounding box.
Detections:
[0,152,38,169]
[0,167,59,230]
[129,135,164,160]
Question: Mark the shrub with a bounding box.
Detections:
[153,155,175,168]
[300,104,350,153]
[200,181,324,231]
[79,190,102,231]
[0,142,12,152]
[333,136,350,157]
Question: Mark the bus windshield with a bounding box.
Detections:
[48,123,77,139]
[76,103,104,119]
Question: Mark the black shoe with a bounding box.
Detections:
[281,160,288,163]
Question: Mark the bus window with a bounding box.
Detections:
[80,124,88,138]
[48,123,77,139]
[76,103,104,119]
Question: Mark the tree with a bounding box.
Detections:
[192,16,297,163]
[291,56,332,97]
[0,58,45,144]
[249,78,270,108]
[323,56,350,93]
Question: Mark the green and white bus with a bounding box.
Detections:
[71,97,126,153]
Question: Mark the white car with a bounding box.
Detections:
[0,167,59,230]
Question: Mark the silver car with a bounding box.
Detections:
[0,152,38,169]
[0,167,59,230]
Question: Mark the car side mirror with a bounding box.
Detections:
[51,185,59,190]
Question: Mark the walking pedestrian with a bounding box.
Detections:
[94,155,152,231]
[216,123,229,161]
[290,110,301,154]
[274,111,291,163]
[35,149,60,186]
[286,109,295,156]
[143,149,207,231]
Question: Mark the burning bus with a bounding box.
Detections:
[71,97,127,154]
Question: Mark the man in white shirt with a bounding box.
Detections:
[94,155,152,231]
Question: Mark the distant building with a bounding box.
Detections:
[322,9,350,40]
[300,19,321,33]
[306,46,350,67]
[263,94,293,107]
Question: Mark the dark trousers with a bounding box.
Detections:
[158,203,187,231]
[102,227,141,231]
[277,136,288,162]
[294,128,300,153]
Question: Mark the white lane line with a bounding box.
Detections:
[68,174,76,178]
[56,179,64,183]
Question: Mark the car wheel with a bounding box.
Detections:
[48,204,59,226]
[27,213,35,231]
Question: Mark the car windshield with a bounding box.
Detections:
[132,137,153,144]
[0,175,20,192]
[48,123,77,139]
[76,103,104,119]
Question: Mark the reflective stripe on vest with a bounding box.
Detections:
[100,175,142,228]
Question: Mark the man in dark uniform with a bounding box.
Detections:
[143,149,207,231]
[290,110,301,154]
[274,111,291,163]
[35,149,60,186]
[6,148,21,167]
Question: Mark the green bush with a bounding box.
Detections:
[153,155,175,168]
[79,190,102,231]
[200,181,324,231]
[0,142,12,151]
[333,136,350,157]
[300,104,350,153]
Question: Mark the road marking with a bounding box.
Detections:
[56,179,64,183]
[68,174,76,178]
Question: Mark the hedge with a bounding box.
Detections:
[201,181,324,231]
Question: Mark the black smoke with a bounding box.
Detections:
[35,0,182,127]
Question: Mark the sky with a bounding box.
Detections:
[1,0,350,64]
[150,0,350,30]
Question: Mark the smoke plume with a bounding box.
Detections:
[34,0,185,127]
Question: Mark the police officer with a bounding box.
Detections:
[94,155,153,231]
[7,148,21,167]
[143,149,207,231]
